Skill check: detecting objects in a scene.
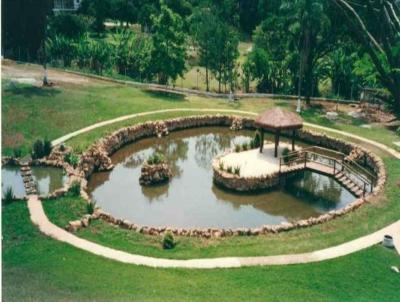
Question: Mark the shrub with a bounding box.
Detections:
[59,144,66,152]
[234,166,241,176]
[396,127,400,137]
[227,166,233,173]
[249,140,255,149]
[43,139,52,157]
[68,181,81,197]
[3,186,15,205]
[219,161,224,171]
[64,152,80,168]
[48,13,89,40]
[32,138,52,159]
[253,131,262,148]
[162,232,176,250]
[235,144,241,152]
[86,201,96,215]
[147,152,165,165]
[13,148,22,158]
[282,147,291,164]
[242,142,249,151]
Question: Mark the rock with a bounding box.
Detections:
[326,112,339,120]
[66,220,82,232]
[139,163,172,186]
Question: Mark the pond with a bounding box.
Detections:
[2,166,68,198]
[87,127,355,229]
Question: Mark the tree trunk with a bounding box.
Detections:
[205,66,209,92]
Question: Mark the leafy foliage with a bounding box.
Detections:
[162,232,176,249]
[147,153,165,165]
[2,186,15,205]
[32,138,52,159]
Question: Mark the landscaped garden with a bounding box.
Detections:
[2,0,400,301]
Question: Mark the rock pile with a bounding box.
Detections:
[154,121,169,138]
[139,163,172,186]
[230,117,243,131]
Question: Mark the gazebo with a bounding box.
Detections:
[255,108,303,157]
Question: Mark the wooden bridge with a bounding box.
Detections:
[279,147,376,198]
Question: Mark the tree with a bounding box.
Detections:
[2,0,53,61]
[332,0,400,114]
[45,35,76,67]
[48,13,89,40]
[150,2,187,84]
[79,0,110,32]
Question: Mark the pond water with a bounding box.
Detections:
[2,166,68,198]
[87,127,355,229]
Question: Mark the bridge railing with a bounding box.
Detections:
[279,147,376,196]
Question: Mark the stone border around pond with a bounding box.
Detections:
[1,153,80,200]
[70,115,386,238]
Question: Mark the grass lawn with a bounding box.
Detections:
[3,201,400,302]
[2,64,400,301]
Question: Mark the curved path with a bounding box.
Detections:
[27,108,400,269]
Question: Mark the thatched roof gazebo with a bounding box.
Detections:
[255,108,303,157]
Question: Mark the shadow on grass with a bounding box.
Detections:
[4,85,61,98]
[143,90,186,102]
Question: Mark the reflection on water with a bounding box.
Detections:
[87,127,355,229]
[1,166,68,198]
[2,166,25,198]
[31,167,68,196]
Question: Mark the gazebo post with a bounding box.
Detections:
[292,130,296,151]
[274,129,280,157]
[259,128,264,153]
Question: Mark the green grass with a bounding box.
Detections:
[3,201,400,301]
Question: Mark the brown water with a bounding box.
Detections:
[87,127,355,229]
[2,166,68,198]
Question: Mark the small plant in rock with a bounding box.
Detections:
[13,148,22,158]
[3,186,15,205]
[147,152,165,165]
[64,152,79,168]
[219,161,224,171]
[242,142,249,151]
[234,166,241,176]
[59,144,66,152]
[227,166,233,174]
[86,201,96,214]
[235,144,241,152]
[162,232,176,250]
[69,181,81,197]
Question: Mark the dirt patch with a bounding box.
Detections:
[2,133,25,149]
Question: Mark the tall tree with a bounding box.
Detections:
[333,0,400,114]
[150,2,187,84]
[2,0,52,61]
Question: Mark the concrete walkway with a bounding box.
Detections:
[25,108,399,269]
[28,195,400,269]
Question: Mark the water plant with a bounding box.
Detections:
[234,166,241,176]
[235,144,241,152]
[227,166,233,173]
[219,161,224,170]
[68,181,81,197]
[162,232,176,250]
[64,152,80,168]
[242,142,249,151]
[147,152,165,165]
[86,201,96,215]
[32,138,53,159]
[3,186,15,205]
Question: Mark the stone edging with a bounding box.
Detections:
[71,115,386,238]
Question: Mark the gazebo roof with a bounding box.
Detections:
[255,108,303,131]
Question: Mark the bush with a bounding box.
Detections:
[68,181,81,197]
[253,131,261,148]
[86,201,96,215]
[13,148,22,158]
[242,142,249,151]
[282,147,291,164]
[234,166,241,176]
[59,144,66,152]
[64,152,80,168]
[32,139,52,159]
[162,232,176,250]
[3,186,15,205]
[48,13,89,40]
[235,144,241,152]
[147,152,165,165]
